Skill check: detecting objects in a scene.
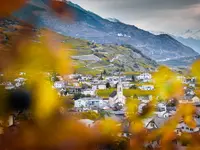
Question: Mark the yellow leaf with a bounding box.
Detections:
[184,116,196,128]
[96,118,121,136]
[130,120,144,133]
[153,66,184,100]
[191,59,200,80]
[33,78,60,120]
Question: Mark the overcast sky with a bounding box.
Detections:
[70,0,200,34]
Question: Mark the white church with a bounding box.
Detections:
[109,78,126,107]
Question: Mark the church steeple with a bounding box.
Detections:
[117,77,125,104]
[117,77,123,95]
[109,76,126,107]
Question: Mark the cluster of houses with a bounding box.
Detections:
[0,73,26,90]
[60,73,200,147]
[1,71,200,147]
[53,72,155,96]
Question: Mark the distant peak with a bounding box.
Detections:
[67,1,86,11]
[150,30,166,35]
[185,29,193,34]
[107,18,120,23]
[157,34,174,40]
[158,33,171,37]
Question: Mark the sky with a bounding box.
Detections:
[70,0,200,34]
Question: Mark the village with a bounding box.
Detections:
[1,70,200,148]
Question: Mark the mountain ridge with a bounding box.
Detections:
[0,17,158,73]
[175,36,200,54]
[13,0,199,62]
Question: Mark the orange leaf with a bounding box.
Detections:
[50,0,73,20]
[0,0,27,17]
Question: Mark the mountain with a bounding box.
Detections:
[159,55,200,68]
[13,0,198,62]
[107,18,121,23]
[175,36,200,54]
[179,29,200,39]
[174,29,200,54]
[0,18,158,74]
[151,30,200,58]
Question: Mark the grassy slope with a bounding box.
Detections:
[0,18,158,75]
[63,38,158,74]
[97,89,155,98]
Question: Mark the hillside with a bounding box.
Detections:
[0,18,158,75]
[175,36,200,54]
[13,0,199,61]
[159,55,200,67]
[69,40,158,74]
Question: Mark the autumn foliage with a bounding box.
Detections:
[1,1,200,150]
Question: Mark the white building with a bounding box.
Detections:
[109,78,126,107]
[154,103,167,118]
[79,75,92,81]
[5,82,15,90]
[74,97,109,110]
[14,77,26,88]
[79,119,94,127]
[54,81,66,89]
[19,72,26,76]
[15,82,22,88]
[122,81,132,89]
[189,83,196,88]
[14,77,26,83]
[81,89,96,96]
[144,116,168,130]
[139,85,154,91]
[67,74,81,80]
[98,84,107,90]
[192,96,200,103]
[136,73,152,82]
[176,121,199,133]
[144,115,200,134]
[138,95,152,103]
[177,76,187,84]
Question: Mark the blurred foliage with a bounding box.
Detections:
[81,110,100,120]
[1,1,200,150]
[0,0,26,17]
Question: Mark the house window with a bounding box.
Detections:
[182,127,184,129]
[186,127,189,130]
[190,128,193,131]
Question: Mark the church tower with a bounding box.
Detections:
[117,77,125,104]
[109,77,126,107]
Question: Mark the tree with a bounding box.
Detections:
[103,70,107,75]
[73,93,85,100]
[99,72,103,80]
[131,75,136,82]
[106,82,111,89]
[51,72,60,82]
[167,98,178,107]
[130,85,137,89]
[62,96,74,109]
[113,102,123,111]
[81,110,100,120]
[99,137,129,150]
[85,94,91,97]
[99,109,111,119]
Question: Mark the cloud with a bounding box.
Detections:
[71,0,200,33]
